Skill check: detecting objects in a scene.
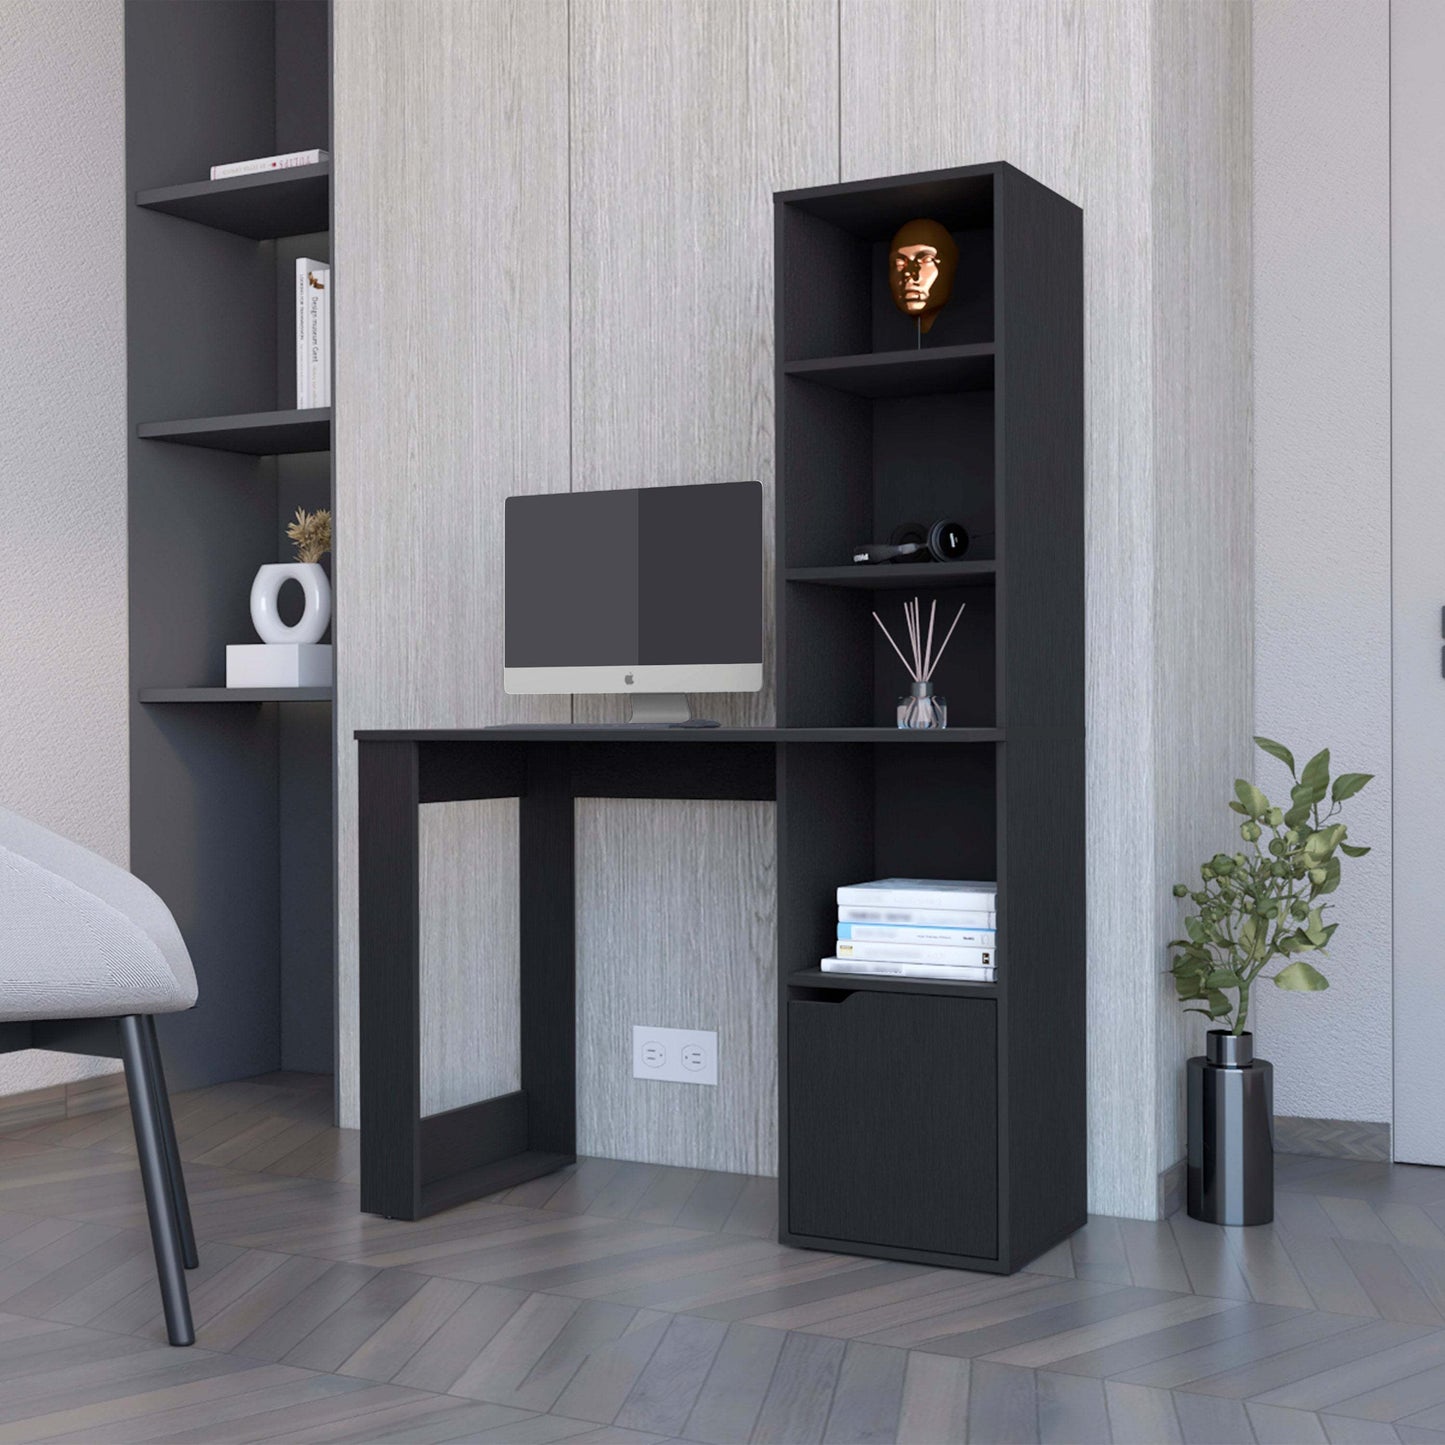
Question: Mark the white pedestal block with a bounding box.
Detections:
[226,643,333,688]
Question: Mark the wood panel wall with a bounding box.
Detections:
[840,0,1252,1217]
[567,0,833,1167]
[333,0,571,1126]
[333,0,1251,1214]
[1148,0,1253,1201]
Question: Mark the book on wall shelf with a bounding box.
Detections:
[295,259,331,409]
[822,878,999,982]
[210,147,328,180]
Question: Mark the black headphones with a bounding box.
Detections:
[852,520,969,566]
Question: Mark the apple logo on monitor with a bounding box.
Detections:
[624,673,634,685]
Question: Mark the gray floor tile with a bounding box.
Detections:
[1171,1389,1255,1444]
[612,1314,728,1436]
[1319,1413,1412,1443]
[1248,1400,1332,1443]
[10,1073,1445,1445]
[680,1319,788,1445]
[1040,1301,1297,1381]
[894,1351,970,1444]
[1190,1322,1442,1404]
[551,1310,673,1425]
[750,1330,846,1444]
[822,1339,907,1444]
[1035,1369,1110,1444]
[1112,1308,1365,1389]
[966,1360,1039,1444]
[1104,1380,1184,1444]
[1329,1361,1445,1424]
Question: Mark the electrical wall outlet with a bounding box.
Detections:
[631,1025,718,1086]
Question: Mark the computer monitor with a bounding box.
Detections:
[504,480,763,725]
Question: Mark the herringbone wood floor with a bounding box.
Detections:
[1,1074,1445,1442]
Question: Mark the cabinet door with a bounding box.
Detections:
[787,991,997,1260]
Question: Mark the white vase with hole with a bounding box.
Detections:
[226,563,333,688]
[250,562,331,643]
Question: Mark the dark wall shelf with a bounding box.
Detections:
[785,561,996,590]
[127,0,335,1090]
[774,162,1085,1275]
[136,162,330,239]
[140,687,334,704]
[783,344,995,399]
[137,408,331,455]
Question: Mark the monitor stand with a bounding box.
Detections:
[627,693,720,728]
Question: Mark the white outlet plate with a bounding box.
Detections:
[631,1025,718,1086]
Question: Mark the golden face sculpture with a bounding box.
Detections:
[888,219,959,334]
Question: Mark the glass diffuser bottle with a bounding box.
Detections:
[873,596,965,732]
[898,679,947,730]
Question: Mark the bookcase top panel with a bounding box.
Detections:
[777,165,996,240]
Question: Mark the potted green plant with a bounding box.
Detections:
[1170,736,1372,1225]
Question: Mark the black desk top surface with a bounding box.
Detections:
[354,726,1006,744]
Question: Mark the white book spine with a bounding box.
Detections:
[211,148,328,180]
[837,922,995,947]
[838,904,995,928]
[821,958,996,982]
[295,260,311,409]
[300,262,331,409]
[835,940,993,967]
[317,264,331,406]
[836,883,997,911]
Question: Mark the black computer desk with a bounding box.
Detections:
[355,723,999,1223]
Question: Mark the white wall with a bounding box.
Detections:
[0,0,128,1093]
[1252,0,1392,1125]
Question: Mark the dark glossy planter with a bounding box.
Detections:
[1187,1030,1274,1225]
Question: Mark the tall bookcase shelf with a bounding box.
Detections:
[781,344,995,398]
[784,560,997,590]
[774,163,1084,1273]
[126,0,335,1091]
[136,162,331,238]
[137,408,331,454]
[139,688,335,704]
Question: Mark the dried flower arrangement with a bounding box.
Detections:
[286,508,332,564]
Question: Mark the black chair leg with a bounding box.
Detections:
[141,1015,198,1269]
[119,1015,194,1346]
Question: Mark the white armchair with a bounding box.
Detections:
[0,806,199,1345]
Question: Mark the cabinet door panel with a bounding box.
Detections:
[787,991,997,1259]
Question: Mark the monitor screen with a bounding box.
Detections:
[504,481,763,696]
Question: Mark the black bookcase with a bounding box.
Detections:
[775,163,1085,1273]
[125,0,335,1091]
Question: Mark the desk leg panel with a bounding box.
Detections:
[519,746,577,1159]
[358,740,422,1218]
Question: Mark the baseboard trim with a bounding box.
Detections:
[1158,1157,1186,1218]
[1158,1114,1390,1217]
[1275,1115,1390,1162]
[0,1071,127,1132]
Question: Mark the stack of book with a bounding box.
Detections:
[821,878,998,982]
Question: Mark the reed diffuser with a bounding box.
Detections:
[873,596,965,729]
